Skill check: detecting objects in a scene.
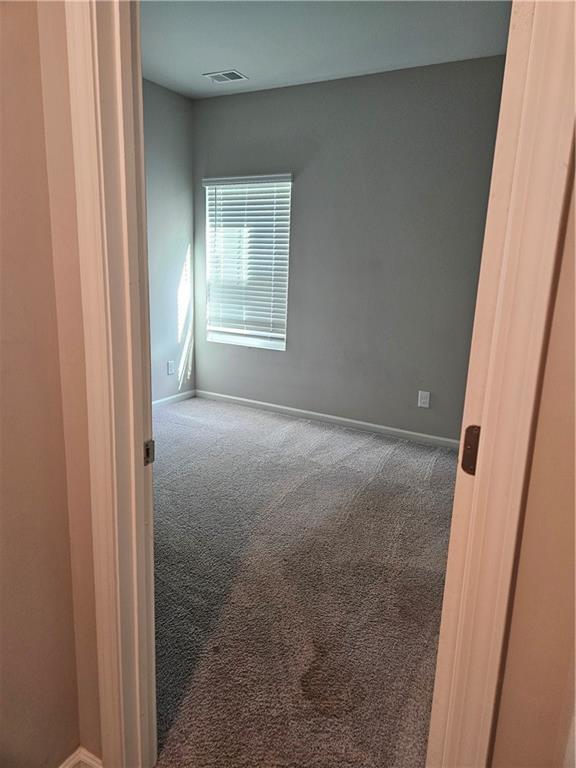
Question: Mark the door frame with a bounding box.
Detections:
[426,2,574,765]
[63,2,156,766]
[58,1,574,766]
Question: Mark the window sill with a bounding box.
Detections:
[207,331,286,351]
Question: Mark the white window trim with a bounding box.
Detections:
[202,173,293,187]
[203,173,293,351]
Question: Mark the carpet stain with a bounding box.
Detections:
[300,643,363,718]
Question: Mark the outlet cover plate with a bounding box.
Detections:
[418,390,430,408]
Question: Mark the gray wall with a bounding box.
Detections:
[191,57,504,439]
[143,79,195,402]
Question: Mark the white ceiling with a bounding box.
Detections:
[141,1,510,99]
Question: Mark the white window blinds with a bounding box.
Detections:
[203,174,292,351]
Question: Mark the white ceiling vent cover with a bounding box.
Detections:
[202,70,248,84]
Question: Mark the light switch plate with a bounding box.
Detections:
[167,360,176,376]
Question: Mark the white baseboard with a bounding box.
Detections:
[195,390,459,449]
[152,389,195,406]
[59,747,102,768]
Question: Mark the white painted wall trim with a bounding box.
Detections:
[64,2,156,766]
[152,390,196,406]
[59,747,103,768]
[195,390,459,449]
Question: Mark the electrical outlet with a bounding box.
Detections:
[167,360,176,376]
[418,390,430,408]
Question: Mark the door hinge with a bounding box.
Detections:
[144,438,155,466]
[461,425,481,475]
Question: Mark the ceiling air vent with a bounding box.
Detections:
[202,70,248,84]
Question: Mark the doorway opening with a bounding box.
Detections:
[140,3,510,764]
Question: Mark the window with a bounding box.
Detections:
[203,174,292,351]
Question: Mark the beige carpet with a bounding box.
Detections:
[153,398,456,767]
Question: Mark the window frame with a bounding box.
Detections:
[202,173,293,352]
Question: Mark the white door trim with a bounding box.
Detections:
[64,2,156,766]
[55,1,573,766]
[58,747,103,768]
[427,2,574,766]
